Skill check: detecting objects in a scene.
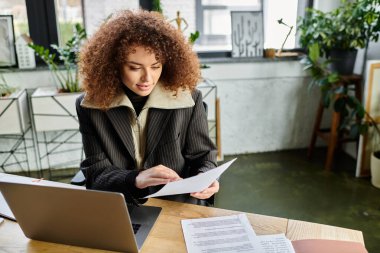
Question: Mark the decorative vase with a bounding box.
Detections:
[371,151,380,188]
[328,49,358,75]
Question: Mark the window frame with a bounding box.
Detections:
[21,0,313,63]
[25,0,85,66]
[195,0,313,58]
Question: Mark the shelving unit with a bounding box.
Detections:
[0,89,35,175]
[30,87,83,179]
[198,78,222,161]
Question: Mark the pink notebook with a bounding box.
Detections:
[292,239,368,253]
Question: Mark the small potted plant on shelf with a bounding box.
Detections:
[0,74,16,97]
[301,43,367,137]
[28,23,87,132]
[297,0,380,75]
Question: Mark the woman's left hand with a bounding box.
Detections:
[190,180,219,199]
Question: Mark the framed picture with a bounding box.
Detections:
[231,11,264,58]
[356,61,380,177]
[0,15,17,67]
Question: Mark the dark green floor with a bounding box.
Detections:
[214,148,380,253]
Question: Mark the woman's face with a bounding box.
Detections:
[121,46,163,97]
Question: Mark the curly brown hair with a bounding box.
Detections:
[79,9,201,109]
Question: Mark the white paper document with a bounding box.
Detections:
[145,158,237,198]
[181,214,264,253]
[181,214,296,253]
[258,234,295,253]
[0,173,85,189]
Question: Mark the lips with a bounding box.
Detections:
[136,83,151,91]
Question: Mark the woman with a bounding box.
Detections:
[77,9,218,205]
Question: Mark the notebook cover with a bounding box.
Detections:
[291,239,368,253]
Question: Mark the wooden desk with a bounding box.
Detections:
[0,198,364,253]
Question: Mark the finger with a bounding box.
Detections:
[148,170,179,180]
[144,178,171,186]
[154,166,181,179]
[198,184,219,195]
[169,177,183,182]
[190,192,212,199]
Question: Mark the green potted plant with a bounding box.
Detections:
[28,23,86,93]
[28,23,87,132]
[298,0,380,75]
[302,43,380,178]
[302,43,366,136]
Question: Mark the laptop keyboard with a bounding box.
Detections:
[127,204,141,234]
[132,223,141,234]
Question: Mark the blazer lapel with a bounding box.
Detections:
[106,107,135,160]
[145,108,172,161]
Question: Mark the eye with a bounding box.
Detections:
[129,67,141,71]
[152,65,161,70]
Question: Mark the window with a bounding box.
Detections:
[195,0,307,53]
[195,0,261,52]
[264,0,299,49]
[55,0,84,46]
[4,0,85,66]
[0,0,29,37]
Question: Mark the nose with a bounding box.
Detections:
[141,68,152,83]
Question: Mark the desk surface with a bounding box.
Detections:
[0,198,364,253]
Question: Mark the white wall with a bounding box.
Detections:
[3,60,329,162]
[201,60,328,155]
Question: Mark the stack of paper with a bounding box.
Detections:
[181,214,295,253]
[181,214,368,253]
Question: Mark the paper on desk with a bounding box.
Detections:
[181,214,296,253]
[0,173,85,189]
[145,158,236,198]
[258,234,295,253]
[181,214,264,253]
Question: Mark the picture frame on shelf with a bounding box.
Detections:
[0,15,17,67]
[231,11,264,58]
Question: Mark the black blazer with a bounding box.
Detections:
[76,89,217,204]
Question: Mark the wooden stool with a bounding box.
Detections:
[308,74,362,170]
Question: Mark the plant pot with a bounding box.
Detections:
[31,87,83,132]
[0,89,30,135]
[371,151,380,188]
[328,49,357,75]
[264,48,276,58]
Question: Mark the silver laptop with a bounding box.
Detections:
[0,181,161,253]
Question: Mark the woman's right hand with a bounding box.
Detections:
[135,165,182,189]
